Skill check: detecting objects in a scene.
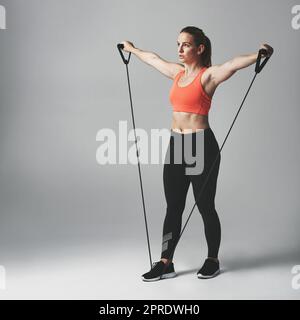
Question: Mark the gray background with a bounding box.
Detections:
[0,0,299,299]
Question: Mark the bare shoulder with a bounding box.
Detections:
[201,64,225,86]
[171,63,185,79]
[201,66,219,98]
[202,63,236,86]
[176,63,185,71]
[149,53,185,80]
[168,62,185,80]
[201,66,216,84]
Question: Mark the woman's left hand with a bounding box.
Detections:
[259,43,274,58]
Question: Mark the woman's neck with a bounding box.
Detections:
[183,62,204,77]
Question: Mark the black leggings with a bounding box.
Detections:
[161,128,221,261]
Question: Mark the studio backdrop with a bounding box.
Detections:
[0,0,299,299]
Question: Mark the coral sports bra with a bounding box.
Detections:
[169,67,212,116]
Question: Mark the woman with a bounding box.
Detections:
[121,26,273,281]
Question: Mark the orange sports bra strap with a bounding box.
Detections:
[198,67,207,76]
[176,69,184,79]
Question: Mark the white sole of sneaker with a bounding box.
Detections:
[141,276,161,282]
[141,272,177,282]
[197,269,220,279]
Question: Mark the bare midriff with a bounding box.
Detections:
[171,111,210,134]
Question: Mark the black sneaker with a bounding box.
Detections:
[197,258,220,279]
[141,261,177,282]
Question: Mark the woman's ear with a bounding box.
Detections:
[197,44,205,55]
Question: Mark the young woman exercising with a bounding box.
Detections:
[121,26,273,281]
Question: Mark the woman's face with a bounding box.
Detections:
[177,32,202,64]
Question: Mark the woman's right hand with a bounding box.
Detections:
[120,41,135,53]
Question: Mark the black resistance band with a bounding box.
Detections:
[117,43,270,269]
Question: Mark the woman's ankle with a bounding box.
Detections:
[160,258,172,265]
[207,256,219,263]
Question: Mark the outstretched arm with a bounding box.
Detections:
[210,43,274,86]
[120,40,184,79]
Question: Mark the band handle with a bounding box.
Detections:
[117,43,131,65]
[255,49,270,74]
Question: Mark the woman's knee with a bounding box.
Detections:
[166,199,187,214]
[196,201,217,216]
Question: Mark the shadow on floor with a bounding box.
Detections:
[175,247,300,276]
[222,248,300,272]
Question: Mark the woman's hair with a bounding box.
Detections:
[180,26,212,67]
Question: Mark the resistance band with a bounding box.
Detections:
[117,43,270,268]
